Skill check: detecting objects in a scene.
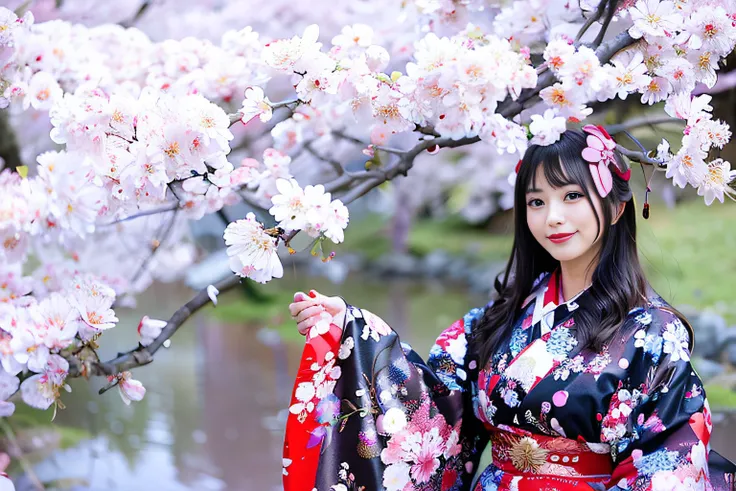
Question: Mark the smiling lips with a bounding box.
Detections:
[547,232,576,244]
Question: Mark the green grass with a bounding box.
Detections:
[408,217,514,262]
[338,213,513,261]
[211,288,296,323]
[337,213,391,261]
[638,199,736,320]
[704,384,736,410]
[208,287,306,342]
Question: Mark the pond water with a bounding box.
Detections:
[9,271,736,490]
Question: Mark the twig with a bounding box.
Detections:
[120,0,151,28]
[616,144,664,168]
[228,112,243,126]
[592,0,617,48]
[304,141,345,176]
[606,115,684,134]
[227,98,297,128]
[102,203,179,226]
[67,274,242,378]
[331,130,406,155]
[271,99,300,109]
[574,0,607,45]
[236,188,271,212]
[128,209,179,288]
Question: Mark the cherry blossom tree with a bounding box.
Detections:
[0,0,734,428]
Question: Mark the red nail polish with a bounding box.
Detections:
[308,290,317,298]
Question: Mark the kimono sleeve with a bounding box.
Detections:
[283,303,489,491]
[603,307,726,491]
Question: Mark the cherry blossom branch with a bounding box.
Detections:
[331,129,406,155]
[102,203,180,226]
[67,274,242,378]
[305,140,345,176]
[592,1,618,48]
[121,0,152,28]
[616,144,664,168]
[227,98,298,128]
[574,0,608,45]
[128,209,179,289]
[500,30,635,119]
[606,114,685,134]
[237,188,272,211]
[272,98,300,109]
[228,112,243,125]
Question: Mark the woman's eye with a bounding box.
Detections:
[527,198,544,208]
[565,192,583,201]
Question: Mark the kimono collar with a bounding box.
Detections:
[525,270,592,336]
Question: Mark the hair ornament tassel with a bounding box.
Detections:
[581,124,629,198]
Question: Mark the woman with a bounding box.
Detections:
[283,127,735,491]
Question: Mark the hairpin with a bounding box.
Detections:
[581,124,630,198]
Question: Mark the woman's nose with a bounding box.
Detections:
[546,202,565,226]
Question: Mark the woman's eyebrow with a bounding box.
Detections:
[525,188,541,193]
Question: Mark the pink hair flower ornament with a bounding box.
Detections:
[581,124,630,197]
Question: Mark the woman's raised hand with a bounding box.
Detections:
[289,290,347,336]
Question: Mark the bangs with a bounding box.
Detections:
[520,131,594,195]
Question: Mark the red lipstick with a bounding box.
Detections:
[548,232,576,244]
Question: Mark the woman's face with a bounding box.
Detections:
[525,164,605,267]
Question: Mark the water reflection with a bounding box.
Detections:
[11,275,736,490]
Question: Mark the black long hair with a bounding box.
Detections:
[471,129,649,366]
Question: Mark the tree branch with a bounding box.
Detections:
[574,0,607,45]
[616,144,664,168]
[229,112,243,126]
[331,129,406,155]
[120,0,151,28]
[102,203,180,226]
[304,140,345,176]
[128,209,179,289]
[592,0,618,48]
[606,114,684,134]
[67,274,242,378]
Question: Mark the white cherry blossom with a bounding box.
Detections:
[529,109,566,146]
[240,86,273,125]
[224,213,284,283]
[628,0,681,40]
[697,159,736,205]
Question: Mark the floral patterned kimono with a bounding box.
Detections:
[283,271,735,491]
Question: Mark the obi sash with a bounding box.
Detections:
[484,424,613,490]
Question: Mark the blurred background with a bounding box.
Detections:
[1,0,736,490]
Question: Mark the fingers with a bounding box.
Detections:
[296,315,321,336]
[289,299,317,317]
[295,305,325,323]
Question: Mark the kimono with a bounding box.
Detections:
[282,271,736,491]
